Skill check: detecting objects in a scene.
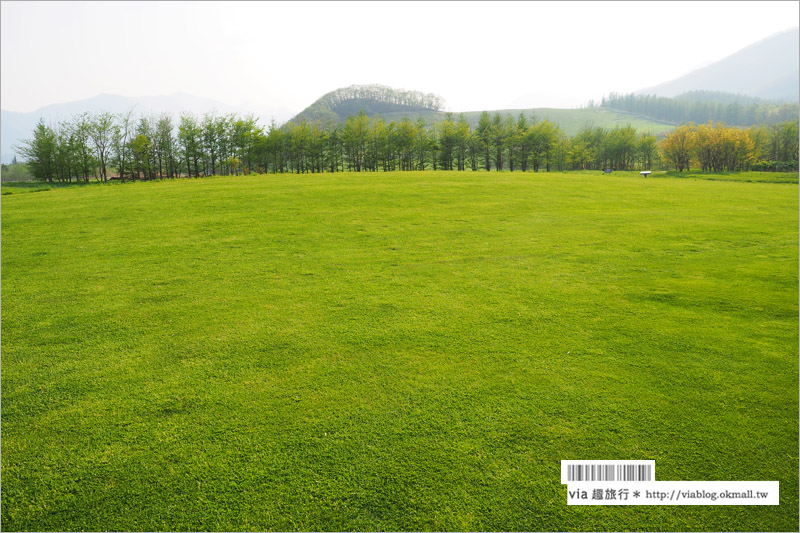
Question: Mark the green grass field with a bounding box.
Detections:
[658,170,800,184]
[2,171,797,531]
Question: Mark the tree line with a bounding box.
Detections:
[602,92,799,128]
[660,120,799,172]
[294,84,446,124]
[318,85,446,112]
[15,109,798,183]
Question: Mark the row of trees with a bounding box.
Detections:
[660,120,799,172]
[15,111,263,183]
[15,110,798,182]
[317,84,445,112]
[16,110,665,182]
[602,92,799,128]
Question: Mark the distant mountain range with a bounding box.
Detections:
[635,27,799,101]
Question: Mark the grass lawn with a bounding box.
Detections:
[1,171,797,531]
[658,170,799,184]
[1,181,95,195]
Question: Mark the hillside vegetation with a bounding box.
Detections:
[603,91,799,127]
[292,84,445,124]
[290,84,675,137]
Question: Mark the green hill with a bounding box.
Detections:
[291,84,446,125]
[290,85,675,136]
[457,107,675,136]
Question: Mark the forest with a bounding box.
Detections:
[14,107,800,183]
[602,91,799,127]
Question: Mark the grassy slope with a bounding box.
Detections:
[378,107,675,136]
[298,106,675,137]
[2,171,797,531]
[460,107,676,136]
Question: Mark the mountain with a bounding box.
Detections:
[636,27,799,101]
[0,93,293,164]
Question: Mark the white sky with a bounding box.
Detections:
[2,1,798,117]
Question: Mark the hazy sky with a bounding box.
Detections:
[2,1,798,118]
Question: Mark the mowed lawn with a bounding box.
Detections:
[1,171,797,531]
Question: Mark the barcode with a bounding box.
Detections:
[567,464,652,481]
[561,460,655,483]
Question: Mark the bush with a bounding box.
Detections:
[750,160,799,172]
[1,163,35,182]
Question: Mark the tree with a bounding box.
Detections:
[289,121,310,173]
[476,111,492,171]
[453,114,472,171]
[342,111,370,172]
[528,120,559,172]
[777,120,799,163]
[155,114,177,179]
[503,115,517,171]
[89,112,115,182]
[605,125,637,170]
[325,125,344,173]
[201,114,220,176]
[414,118,429,171]
[437,113,456,171]
[552,131,570,172]
[396,118,416,171]
[515,113,532,172]
[112,109,134,182]
[636,132,658,170]
[660,124,695,171]
[16,119,57,182]
[52,121,71,182]
[491,113,507,171]
[131,133,152,180]
[178,114,202,178]
[132,115,155,179]
[72,114,96,182]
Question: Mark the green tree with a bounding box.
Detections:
[155,114,177,179]
[437,113,456,171]
[72,114,96,182]
[454,114,471,172]
[342,111,370,172]
[515,113,532,172]
[414,118,430,171]
[529,120,559,172]
[476,111,492,171]
[178,114,202,178]
[112,109,134,182]
[491,113,507,171]
[16,119,57,182]
[636,132,658,170]
[89,112,115,182]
